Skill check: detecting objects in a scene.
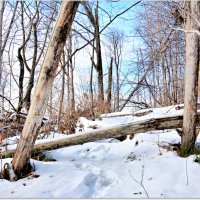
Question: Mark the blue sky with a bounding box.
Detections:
[73,0,144,96]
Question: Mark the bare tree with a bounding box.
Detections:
[106,29,124,111]
[82,1,104,101]
[0,1,18,112]
[16,1,58,113]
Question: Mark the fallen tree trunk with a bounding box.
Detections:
[2,114,199,158]
[100,109,153,118]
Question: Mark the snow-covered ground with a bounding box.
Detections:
[1,104,200,198]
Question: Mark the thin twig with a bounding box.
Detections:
[186,158,189,185]
[129,168,149,198]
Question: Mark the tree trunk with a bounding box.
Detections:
[95,4,104,101]
[107,57,113,112]
[69,35,75,112]
[57,65,65,132]
[67,56,70,108]
[115,59,120,112]
[161,56,168,105]
[90,40,95,119]
[11,1,79,176]
[17,48,24,113]
[181,2,200,154]
[23,22,38,111]
[49,88,53,118]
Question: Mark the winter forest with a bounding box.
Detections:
[0,0,200,198]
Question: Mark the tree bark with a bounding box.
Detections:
[69,34,75,112]
[49,88,53,118]
[181,2,200,153]
[11,1,79,176]
[115,54,120,112]
[107,57,113,112]
[17,48,25,113]
[90,40,95,119]
[23,21,38,111]
[57,64,65,132]
[95,3,104,101]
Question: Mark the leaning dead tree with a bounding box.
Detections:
[10,1,80,177]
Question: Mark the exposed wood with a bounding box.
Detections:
[2,113,199,159]
[11,1,80,175]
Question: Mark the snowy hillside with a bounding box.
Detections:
[1,105,200,198]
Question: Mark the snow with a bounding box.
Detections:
[1,104,200,198]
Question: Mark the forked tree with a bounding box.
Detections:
[82,1,104,101]
[10,1,80,177]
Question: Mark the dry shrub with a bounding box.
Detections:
[56,93,110,134]
[40,124,53,133]
[93,98,109,116]
[76,93,109,119]
[48,111,58,122]
[57,109,79,134]
[76,93,92,119]
[0,121,23,138]
[0,111,13,120]
[37,123,55,139]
